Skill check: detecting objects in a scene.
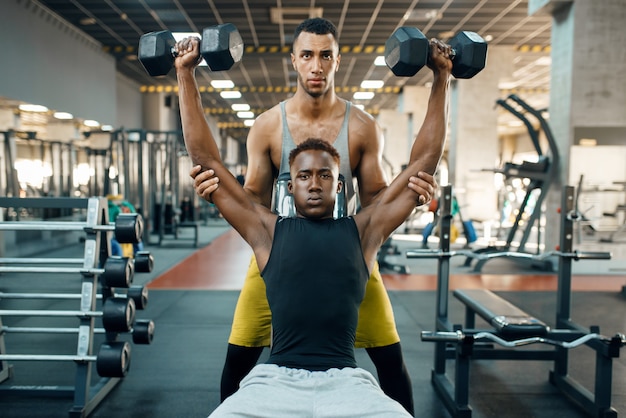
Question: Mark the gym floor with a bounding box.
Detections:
[1,219,625,418]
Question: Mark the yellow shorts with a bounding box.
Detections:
[228,256,400,348]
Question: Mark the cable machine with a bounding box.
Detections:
[466,94,560,272]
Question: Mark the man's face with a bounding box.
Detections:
[289,150,340,219]
[291,32,340,98]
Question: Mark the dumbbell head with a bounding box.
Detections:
[138,30,176,77]
[448,31,488,79]
[201,23,244,71]
[384,27,430,77]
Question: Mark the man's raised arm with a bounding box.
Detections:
[174,37,275,250]
[357,38,452,260]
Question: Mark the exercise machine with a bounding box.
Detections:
[467,94,560,272]
[407,185,623,417]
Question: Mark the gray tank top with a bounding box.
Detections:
[278,100,358,215]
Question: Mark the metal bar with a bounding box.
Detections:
[0,292,124,300]
[421,331,620,349]
[0,222,114,232]
[73,377,121,418]
[434,185,453,376]
[0,310,102,317]
[431,372,472,418]
[0,197,90,209]
[0,266,104,274]
[0,258,84,264]
[1,326,110,334]
[0,354,97,361]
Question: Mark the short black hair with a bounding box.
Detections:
[289,138,341,167]
[293,17,338,46]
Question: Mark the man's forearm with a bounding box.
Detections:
[409,72,449,173]
[177,68,221,167]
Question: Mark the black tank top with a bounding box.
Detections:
[262,216,369,371]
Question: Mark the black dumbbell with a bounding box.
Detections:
[385,27,488,79]
[138,23,243,76]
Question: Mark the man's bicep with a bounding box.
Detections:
[242,126,277,208]
[355,131,388,208]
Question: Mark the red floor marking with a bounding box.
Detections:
[148,229,626,292]
[148,229,253,290]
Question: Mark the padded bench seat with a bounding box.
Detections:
[453,289,549,337]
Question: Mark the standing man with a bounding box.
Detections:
[189,17,451,414]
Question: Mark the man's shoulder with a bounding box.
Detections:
[346,101,380,144]
[256,103,282,123]
[248,106,282,143]
[346,101,376,125]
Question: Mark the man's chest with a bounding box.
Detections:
[269,123,360,171]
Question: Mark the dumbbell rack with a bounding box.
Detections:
[0,197,147,418]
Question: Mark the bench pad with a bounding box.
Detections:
[454,289,549,337]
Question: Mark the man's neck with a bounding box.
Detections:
[292,88,340,120]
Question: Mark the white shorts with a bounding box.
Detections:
[208,364,411,418]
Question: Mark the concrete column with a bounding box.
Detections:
[448,45,516,222]
[377,86,437,181]
[377,109,409,180]
[142,92,179,131]
[536,0,626,251]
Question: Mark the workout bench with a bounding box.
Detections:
[407,185,624,418]
[453,288,549,337]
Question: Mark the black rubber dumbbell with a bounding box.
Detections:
[138,23,243,76]
[385,27,488,79]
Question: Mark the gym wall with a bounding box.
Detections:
[1,1,120,126]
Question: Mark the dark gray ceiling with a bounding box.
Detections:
[37,0,553,138]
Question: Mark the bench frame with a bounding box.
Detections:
[426,185,621,418]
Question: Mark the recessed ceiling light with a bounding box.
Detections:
[84,120,100,127]
[244,119,255,127]
[353,92,375,100]
[53,112,73,120]
[535,56,552,66]
[79,17,96,25]
[360,80,384,89]
[220,91,242,99]
[579,138,597,146]
[231,104,251,111]
[374,56,386,66]
[237,111,255,119]
[211,80,235,89]
[19,104,48,112]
